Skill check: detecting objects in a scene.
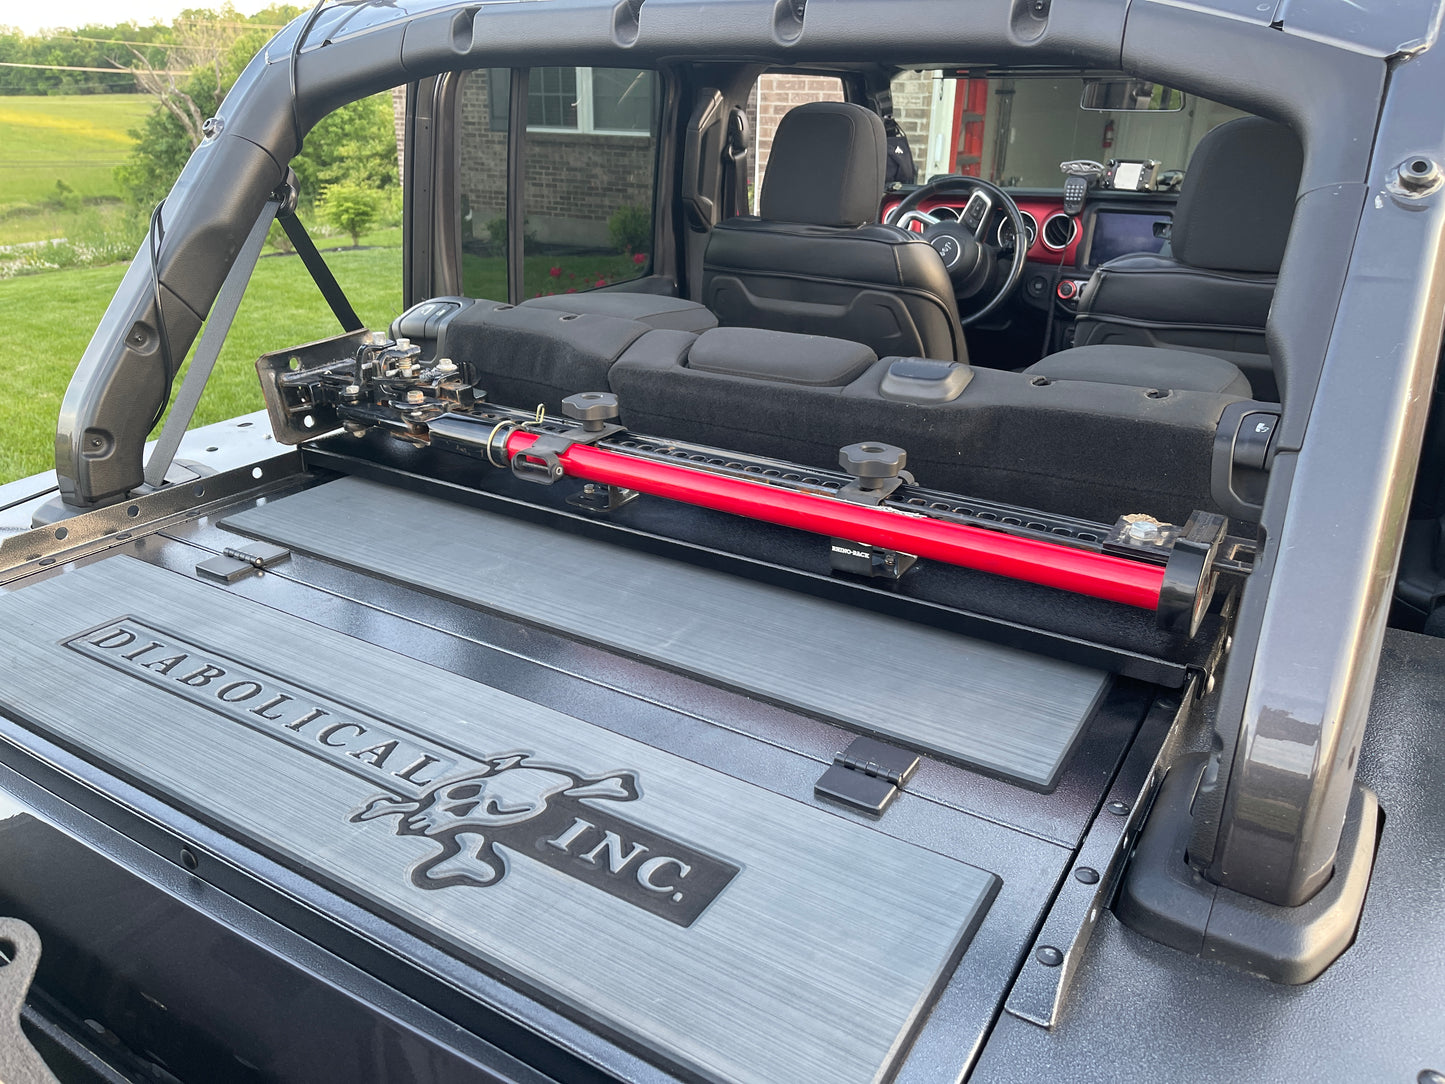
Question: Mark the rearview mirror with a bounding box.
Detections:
[1079,79,1185,112]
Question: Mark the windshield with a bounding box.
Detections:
[889,71,1249,188]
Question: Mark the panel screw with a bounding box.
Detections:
[1389,157,1443,199]
[1035,945,1064,967]
[1396,157,1442,194]
[1074,866,1100,884]
[1107,800,1130,816]
[179,847,199,871]
[1417,1071,1445,1084]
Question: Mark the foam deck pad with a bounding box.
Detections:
[0,557,996,1084]
[226,477,1108,787]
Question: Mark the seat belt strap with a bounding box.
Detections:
[724,106,751,218]
[279,211,366,333]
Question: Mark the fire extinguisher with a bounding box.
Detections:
[1102,118,1115,150]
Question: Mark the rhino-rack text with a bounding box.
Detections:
[66,618,739,926]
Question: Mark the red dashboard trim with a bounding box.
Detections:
[879,193,1079,264]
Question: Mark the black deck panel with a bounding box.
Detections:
[224,476,1109,787]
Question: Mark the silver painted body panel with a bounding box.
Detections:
[225,476,1108,786]
[0,556,997,1084]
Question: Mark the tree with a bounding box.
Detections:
[317,183,380,247]
[116,9,397,212]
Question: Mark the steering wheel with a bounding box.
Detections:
[885,176,1030,327]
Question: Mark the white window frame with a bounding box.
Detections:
[527,67,653,137]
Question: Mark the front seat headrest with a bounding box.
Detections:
[1171,116,1304,275]
[758,101,887,228]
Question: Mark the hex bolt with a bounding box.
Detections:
[1035,945,1064,967]
[367,330,388,347]
[405,389,425,405]
[1107,799,1130,816]
[1074,866,1100,885]
[1396,156,1443,194]
[435,358,457,373]
[342,383,361,399]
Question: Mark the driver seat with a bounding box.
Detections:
[701,101,966,362]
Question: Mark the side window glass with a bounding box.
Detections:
[744,74,845,212]
[523,67,659,299]
[456,67,658,302]
[458,69,511,300]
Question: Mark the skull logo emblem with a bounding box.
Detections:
[350,752,640,889]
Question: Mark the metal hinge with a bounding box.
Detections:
[196,541,292,584]
[814,736,921,815]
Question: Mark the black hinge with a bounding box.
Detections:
[814,736,921,815]
[196,541,292,584]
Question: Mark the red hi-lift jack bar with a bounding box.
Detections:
[263,341,1233,634]
[504,426,1166,610]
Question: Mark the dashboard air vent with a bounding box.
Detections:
[1042,212,1077,251]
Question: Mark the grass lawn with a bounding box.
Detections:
[0,235,646,484]
[0,239,405,485]
[0,95,151,210]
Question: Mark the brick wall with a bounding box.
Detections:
[888,69,934,151]
[751,73,844,204]
[391,85,407,185]
[456,70,655,248]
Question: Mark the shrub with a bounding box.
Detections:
[607,203,651,255]
[481,215,539,254]
[317,184,381,247]
[45,180,82,214]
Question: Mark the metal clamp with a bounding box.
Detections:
[511,393,626,485]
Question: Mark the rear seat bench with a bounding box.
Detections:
[402,295,1258,524]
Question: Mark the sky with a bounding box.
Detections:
[4,2,277,36]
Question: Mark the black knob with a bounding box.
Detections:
[562,391,620,432]
[839,442,907,488]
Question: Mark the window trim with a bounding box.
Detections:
[526,67,654,138]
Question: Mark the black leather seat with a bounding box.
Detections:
[1072,116,1303,400]
[701,101,965,362]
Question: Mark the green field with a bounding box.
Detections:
[0,238,650,484]
[0,94,152,249]
[0,240,405,484]
[0,95,150,209]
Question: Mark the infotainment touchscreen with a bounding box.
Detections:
[1088,211,1171,265]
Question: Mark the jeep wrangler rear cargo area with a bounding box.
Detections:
[0,549,1107,1083]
